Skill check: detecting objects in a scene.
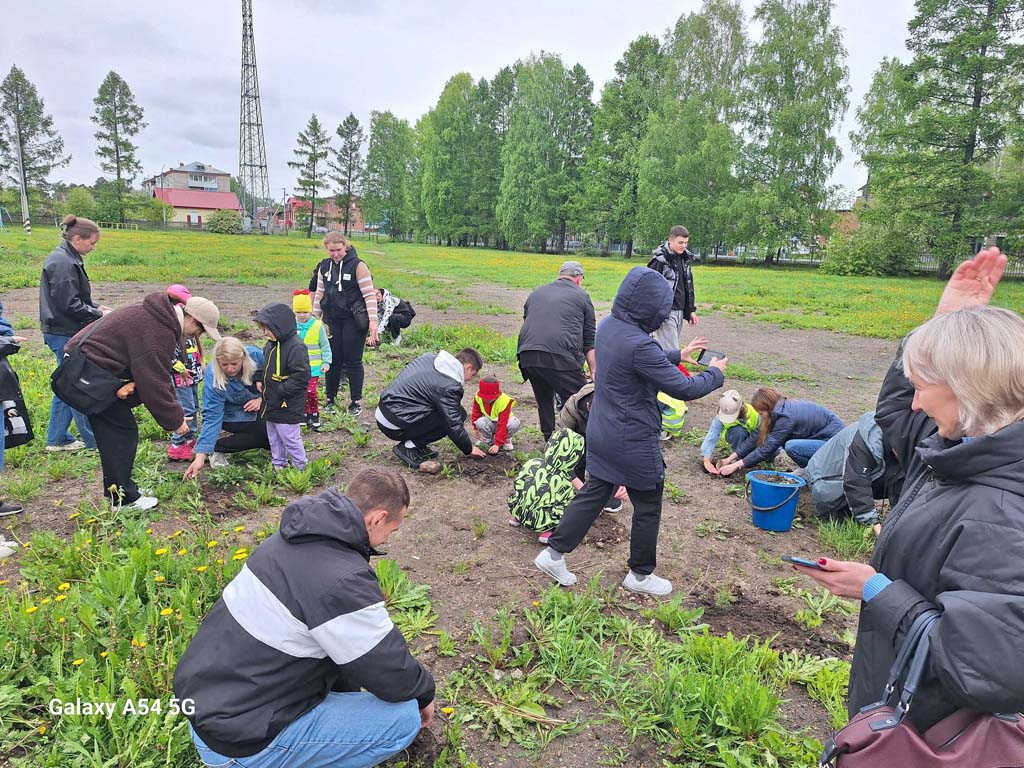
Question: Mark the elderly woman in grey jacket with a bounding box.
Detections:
[793,247,1024,733]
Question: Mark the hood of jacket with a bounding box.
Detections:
[255,303,299,343]
[543,427,585,474]
[278,487,378,556]
[142,292,186,337]
[611,267,673,333]
[919,420,1024,496]
[434,349,464,384]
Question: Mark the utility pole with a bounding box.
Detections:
[238,0,271,233]
[160,165,167,229]
[13,121,31,233]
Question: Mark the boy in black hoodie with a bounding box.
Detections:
[254,303,311,470]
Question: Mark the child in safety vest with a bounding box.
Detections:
[293,290,332,431]
[508,427,586,544]
[658,363,691,441]
[700,389,759,475]
[471,375,521,454]
[167,284,204,461]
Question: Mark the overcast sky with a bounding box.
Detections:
[3,0,916,202]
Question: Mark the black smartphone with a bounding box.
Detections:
[782,556,824,570]
[697,349,726,365]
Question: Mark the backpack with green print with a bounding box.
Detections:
[507,428,586,531]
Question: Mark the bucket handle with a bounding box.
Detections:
[744,476,802,513]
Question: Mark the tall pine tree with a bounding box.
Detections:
[288,114,331,238]
[92,71,146,223]
[329,113,364,236]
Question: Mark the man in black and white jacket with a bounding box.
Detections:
[174,469,434,767]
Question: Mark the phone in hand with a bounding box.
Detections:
[697,349,727,365]
[782,556,824,570]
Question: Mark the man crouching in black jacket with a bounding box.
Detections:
[175,468,434,767]
[375,347,487,469]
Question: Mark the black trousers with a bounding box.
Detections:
[216,419,271,453]
[521,365,587,441]
[385,314,411,339]
[90,399,141,504]
[377,414,448,449]
[324,315,367,403]
[546,475,665,576]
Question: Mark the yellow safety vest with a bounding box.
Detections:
[658,392,688,437]
[475,392,515,420]
[717,408,759,451]
[302,319,324,374]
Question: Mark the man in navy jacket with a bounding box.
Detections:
[535,267,728,595]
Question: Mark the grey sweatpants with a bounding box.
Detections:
[653,310,687,352]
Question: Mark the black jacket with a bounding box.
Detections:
[647,242,696,318]
[39,240,102,335]
[255,303,311,424]
[377,351,473,454]
[587,268,724,490]
[735,398,846,467]
[516,277,596,368]
[174,489,434,758]
[312,247,365,321]
[848,351,1024,731]
[0,337,22,400]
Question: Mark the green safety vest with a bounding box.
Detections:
[475,392,515,420]
[658,392,688,437]
[302,319,325,374]
[717,408,760,451]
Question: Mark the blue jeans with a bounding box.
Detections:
[44,333,96,448]
[784,439,826,468]
[0,415,5,475]
[172,383,200,446]
[190,692,420,768]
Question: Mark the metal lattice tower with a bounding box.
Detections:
[238,0,270,230]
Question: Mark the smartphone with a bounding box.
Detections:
[697,349,726,365]
[782,556,824,570]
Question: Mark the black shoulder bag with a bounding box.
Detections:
[50,317,128,415]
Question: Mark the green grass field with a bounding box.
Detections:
[3,229,1022,338]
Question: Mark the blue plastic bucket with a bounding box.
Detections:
[745,470,806,532]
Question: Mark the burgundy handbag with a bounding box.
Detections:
[821,610,1024,767]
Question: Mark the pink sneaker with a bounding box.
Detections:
[537,530,552,545]
[167,442,194,461]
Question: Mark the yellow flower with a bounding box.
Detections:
[207,540,218,547]
[84,539,92,545]
[72,658,84,666]
[68,512,81,520]
[58,582,71,591]
[114,531,122,538]
[41,598,51,605]
[160,608,174,617]
[154,575,166,583]
[130,639,139,647]
[216,559,224,565]
[55,595,67,602]
[25,606,38,614]
[169,530,183,539]
[0,579,8,586]
[100,651,109,658]
[38,725,47,735]
[531,601,540,607]
[194,565,207,573]
[233,525,245,532]
[441,706,455,715]
[138,641,147,648]
[154,548,168,556]
[232,552,248,561]
[234,547,247,555]
[146,528,153,534]
[177,548,187,556]
[57,617,66,624]
[85,518,97,524]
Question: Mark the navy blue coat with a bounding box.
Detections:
[736,398,845,467]
[587,268,725,490]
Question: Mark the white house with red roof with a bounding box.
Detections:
[142,162,241,227]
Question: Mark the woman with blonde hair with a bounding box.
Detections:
[184,337,269,479]
[718,387,845,475]
[794,248,1024,733]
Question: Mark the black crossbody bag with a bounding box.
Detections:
[50,318,128,415]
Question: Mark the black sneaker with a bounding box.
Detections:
[347,402,363,417]
[602,500,623,514]
[0,500,24,517]
[392,444,425,469]
[325,399,337,411]
[421,446,438,460]
[309,415,322,432]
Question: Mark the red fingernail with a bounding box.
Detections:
[818,558,827,566]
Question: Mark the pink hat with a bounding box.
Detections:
[167,284,192,304]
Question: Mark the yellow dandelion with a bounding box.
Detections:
[207,540,218,547]
[38,725,47,735]
[234,547,247,555]
[84,539,92,545]
[232,552,248,561]
[100,651,108,658]
[22,542,30,548]
[194,565,207,573]
[160,608,174,617]
[154,548,168,556]
[0,579,8,586]
[72,658,84,666]
[57,617,66,624]
[169,530,183,539]
[68,512,80,520]
[114,531,122,538]
[217,558,224,565]
[531,601,540,607]
[233,525,245,532]
[441,706,455,715]
[177,548,187,556]
[41,597,51,605]
[85,518,97,524]
[146,528,153,534]
[58,582,71,591]
[130,639,139,647]
[55,595,66,602]
[154,575,166,583]
[25,606,38,614]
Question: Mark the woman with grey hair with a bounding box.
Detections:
[792,247,1024,732]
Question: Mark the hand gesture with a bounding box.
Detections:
[367,322,379,347]
[688,313,699,326]
[703,457,720,475]
[935,246,1007,315]
[184,457,205,480]
[420,700,435,729]
[792,558,876,601]
[709,355,728,372]
[470,446,486,458]
[488,444,500,455]
[719,460,742,476]
[11,335,27,343]
[680,336,709,360]
[243,397,262,413]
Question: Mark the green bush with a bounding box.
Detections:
[820,221,918,277]
[206,209,243,235]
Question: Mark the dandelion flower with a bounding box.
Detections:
[160,608,174,617]
[68,512,81,520]
[234,525,245,532]
[55,595,67,602]
[177,548,187,556]
[25,606,38,614]
[72,658,84,666]
[0,579,7,586]
[85,518,97,524]
[207,540,218,548]
[37,725,47,735]
[58,582,71,591]
[441,706,455,715]
[154,548,168,556]
[154,575,166,583]
[232,552,248,561]
[146,528,153,534]
[41,598,51,605]
[194,565,207,573]
[100,651,108,658]
[57,617,66,624]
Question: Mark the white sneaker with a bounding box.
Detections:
[0,535,18,560]
[113,495,159,511]
[659,431,671,442]
[622,571,672,596]
[209,452,230,468]
[46,440,86,452]
[393,334,402,347]
[501,440,515,452]
[534,548,577,587]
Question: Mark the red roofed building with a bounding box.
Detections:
[142,162,241,226]
[270,196,363,232]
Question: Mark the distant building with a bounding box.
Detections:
[142,162,241,227]
[267,196,364,232]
